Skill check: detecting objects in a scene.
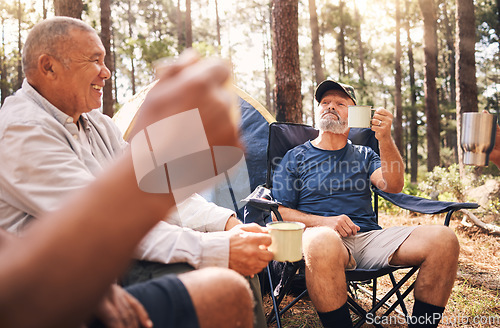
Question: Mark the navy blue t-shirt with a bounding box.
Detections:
[272,140,382,232]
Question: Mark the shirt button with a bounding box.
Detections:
[72,134,78,140]
[66,117,73,123]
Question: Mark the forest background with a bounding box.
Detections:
[0,0,500,200]
[1,1,499,325]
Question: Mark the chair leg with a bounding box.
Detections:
[275,262,302,307]
[389,272,409,316]
[278,289,308,318]
[348,296,384,328]
[369,267,418,315]
[382,280,416,317]
[266,264,282,328]
[349,267,419,327]
[266,261,304,325]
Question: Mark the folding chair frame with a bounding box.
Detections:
[263,203,419,328]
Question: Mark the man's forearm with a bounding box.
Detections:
[173,193,235,232]
[135,220,230,268]
[378,138,404,193]
[0,150,175,328]
[277,205,327,228]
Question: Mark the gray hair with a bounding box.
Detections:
[22,17,95,76]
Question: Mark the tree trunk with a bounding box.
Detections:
[215,0,221,50]
[177,0,184,51]
[263,27,272,113]
[442,0,458,162]
[127,0,136,95]
[406,0,418,183]
[1,17,7,104]
[42,0,47,19]
[272,0,302,123]
[269,1,276,115]
[54,0,83,18]
[100,0,114,117]
[112,30,118,104]
[185,0,192,48]
[308,0,324,85]
[354,1,365,82]
[418,0,440,171]
[310,76,316,126]
[16,0,22,91]
[456,0,478,175]
[338,0,346,77]
[442,0,456,104]
[394,0,404,155]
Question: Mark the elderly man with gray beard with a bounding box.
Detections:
[271,80,460,328]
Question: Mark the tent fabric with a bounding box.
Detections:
[235,86,276,192]
[113,82,157,141]
[113,83,275,219]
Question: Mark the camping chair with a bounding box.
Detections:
[244,122,479,328]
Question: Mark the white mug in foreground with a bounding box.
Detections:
[461,112,497,166]
[348,105,373,128]
[266,221,305,262]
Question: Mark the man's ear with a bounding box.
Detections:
[38,54,57,79]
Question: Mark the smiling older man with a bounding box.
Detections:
[0,17,271,328]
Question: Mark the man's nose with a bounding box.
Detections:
[100,63,111,80]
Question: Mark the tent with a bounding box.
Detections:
[113,83,275,219]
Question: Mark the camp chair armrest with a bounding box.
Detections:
[242,185,285,221]
[374,189,479,223]
[246,198,280,211]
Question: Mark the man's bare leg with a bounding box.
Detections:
[303,227,352,327]
[180,267,253,328]
[390,225,459,327]
[390,225,459,306]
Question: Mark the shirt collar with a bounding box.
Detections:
[21,79,78,126]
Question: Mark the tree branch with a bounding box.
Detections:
[460,209,500,236]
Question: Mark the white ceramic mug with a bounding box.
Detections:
[266,221,305,262]
[348,105,373,128]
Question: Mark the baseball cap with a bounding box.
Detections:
[314,80,357,105]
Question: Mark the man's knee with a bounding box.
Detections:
[438,226,460,259]
[180,268,253,327]
[184,267,251,301]
[211,267,252,302]
[416,226,460,264]
[303,227,348,267]
[427,226,459,257]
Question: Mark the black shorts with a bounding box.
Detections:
[126,274,199,328]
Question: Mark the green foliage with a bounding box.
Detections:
[419,164,461,201]
[139,38,176,70]
[475,0,499,44]
[418,164,484,202]
[192,42,218,58]
[449,280,500,319]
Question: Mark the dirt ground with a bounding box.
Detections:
[263,212,500,327]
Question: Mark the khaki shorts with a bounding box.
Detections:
[342,226,417,270]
